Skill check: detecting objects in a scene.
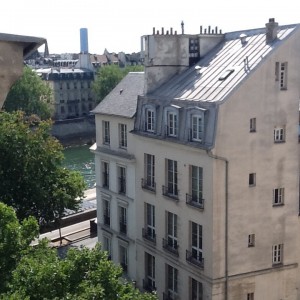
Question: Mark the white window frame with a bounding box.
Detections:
[191,115,203,141]
[119,123,127,148]
[190,278,203,300]
[145,107,155,132]
[273,188,284,205]
[247,292,254,300]
[191,165,203,203]
[103,235,112,259]
[167,111,178,137]
[272,244,283,265]
[117,165,126,194]
[274,127,285,142]
[101,161,109,188]
[145,154,155,189]
[103,121,110,145]
[119,205,127,233]
[119,244,128,272]
[167,264,178,298]
[145,252,156,289]
[167,212,178,249]
[146,203,155,239]
[191,222,203,262]
[167,159,178,196]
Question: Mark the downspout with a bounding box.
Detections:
[206,150,229,300]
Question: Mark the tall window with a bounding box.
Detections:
[103,200,110,227]
[165,159,178,197]
[189,222,203,266]
[272,244,283,265]
[247,293,254,300]
[191,115,203,141]
[119,206,127,235]
[249,173,256,186]
[166,212,178,251]
[145,108,155,132]
[166,264,178,299]
[187,166,203,207]
[102,161,109,188]
[273,188,284,206]
[276,62,288,90]
[250,118,256,132]
[103,121,110,145]
[103,236,112,259]
[167,111,178,137]
[119,124,127,148]
[143,154,155,190]
[118,166,126,194]
[144,203,155,241]
[119,245,128,273]
[274,127,285,142]
[190,278,203,300]
[145,253,156,291]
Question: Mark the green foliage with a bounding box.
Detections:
[0,202,39,292]
[4,243,157,300]
[0,111,86,225]
[92,65,144,103]
[4,66,53,120]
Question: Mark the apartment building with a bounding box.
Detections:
[92,72,144,280]
[94,18,300,299]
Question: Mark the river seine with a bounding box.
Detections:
[62,144,96,189]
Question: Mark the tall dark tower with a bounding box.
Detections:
[80,28,89,54]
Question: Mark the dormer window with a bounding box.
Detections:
[167,111,178,137]
[145,107,155,133]
[191,115,203,141]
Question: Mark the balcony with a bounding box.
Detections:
[163,292,178,300]
[162,185,179,201]
[186,193,204,209]
[141,178,156,192]
[186,250,204,269]
[103,215,110,227]
[162,238,179,256]
[143,279,156,292]
[142,228,156,244]
[119,221,127,235]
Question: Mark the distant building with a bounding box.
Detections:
[93,18,300,300]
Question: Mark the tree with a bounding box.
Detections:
[0,111,86,226]
[4,243,157,300]
[92,65,144,103]
[3,66,53,120]
[0,202,39,292]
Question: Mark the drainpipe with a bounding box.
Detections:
[206,150,229,300]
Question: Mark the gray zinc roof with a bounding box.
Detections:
[150,24,298,103]
[92,72,144,118]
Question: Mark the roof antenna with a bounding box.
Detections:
[181,21,184,34]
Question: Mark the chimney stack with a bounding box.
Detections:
[266,18,278,44]
[80,28,89,54]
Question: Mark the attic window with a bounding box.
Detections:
[219,69,234,81]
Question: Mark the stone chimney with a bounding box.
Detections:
[266,18,278,44]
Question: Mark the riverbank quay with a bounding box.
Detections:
[33,188,98,250]
[40,188,97,234]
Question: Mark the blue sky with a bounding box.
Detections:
[1,0,299,55]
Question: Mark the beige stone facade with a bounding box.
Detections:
[94,19,300,300]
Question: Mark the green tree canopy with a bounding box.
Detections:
[0,111,86,225]
[3,66,53,120]
[4,242,157,300]
[0,202,39,292]
[92,65,144,103]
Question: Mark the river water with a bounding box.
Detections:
[62,144,96,189]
